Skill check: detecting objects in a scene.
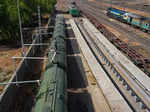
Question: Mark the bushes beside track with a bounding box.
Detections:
[0,0,56,42]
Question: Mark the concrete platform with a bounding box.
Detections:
[82,18,150,108]
[70,19,132,112]
[83,18,150,91]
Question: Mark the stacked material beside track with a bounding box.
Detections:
[34,15,67,112]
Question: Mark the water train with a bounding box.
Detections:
[107,7,150,33]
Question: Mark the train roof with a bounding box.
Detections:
[108,7,150,21]
[125,13,145,19]
[108,7,126,13]
[142,17,150,22]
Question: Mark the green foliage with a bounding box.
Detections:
[0,0,56,41]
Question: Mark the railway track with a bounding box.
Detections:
[88,0,150,18]
[70,18,132,111]
[84,2,150,40]
[79,2,150,53]
[80,7,150,75]
[74,0,150,76]
[1,0,150,111]
[73,18,150,111]
[76,0,150,55]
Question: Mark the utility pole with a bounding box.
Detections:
[38,5,42,44]
[17,0,25,56]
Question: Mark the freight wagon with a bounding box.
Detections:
[34,15,67,112]
[107,7,150,33]
[69,2,80,17]
[69,7,80,17]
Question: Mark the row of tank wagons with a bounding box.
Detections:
[34,15,67,112]
[107,7,150,33]
[69,1,80,17]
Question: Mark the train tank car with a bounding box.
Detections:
[33,15,67,112]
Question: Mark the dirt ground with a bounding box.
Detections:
[78,0,150,58]
[95,0,150,17]
[0,45,28,92]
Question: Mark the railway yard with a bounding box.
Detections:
[0,0,150,112]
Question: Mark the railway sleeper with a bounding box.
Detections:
[78,19,150,111]
[126,85,131,91]
[122,80,126,86]
[108,57,142,109]
[84,12,150,77]
[96,42,150,111]
[135,97,141,103]
[103,55,150,111]
[140,103,147,110]
[116,71,149,111]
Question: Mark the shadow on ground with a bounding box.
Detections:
[66,27,95,112]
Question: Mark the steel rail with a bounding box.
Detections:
[70,19,132,111]
[78,19,150,111]
[80,8,150,94]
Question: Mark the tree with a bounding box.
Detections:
[0,0,56,42]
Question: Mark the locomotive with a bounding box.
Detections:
[69,1,80,17]
[107,7,150,33]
